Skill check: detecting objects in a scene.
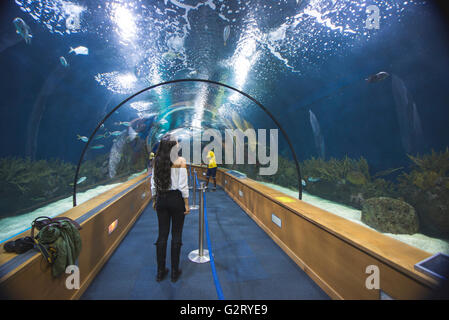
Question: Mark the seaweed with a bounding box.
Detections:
[0,157,77,217]
[301,156,371,185]
[372,167,404,179]
[222,148,449,237]
[0,139,149,219]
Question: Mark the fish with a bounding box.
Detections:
[69,176,87,186]
[223,25,230,46]
[117,121,131,127]
[110,131,123,136]
[91,144,104,149]
[309,110,326,159]
[302,179,306,187]
[69,46,89,55]
[77,134,88,142]
[94,134,105,140]
[187,70,198,77]
[162,51,182,61]
[366,71,390,83]
[308,177,320,182]
[77,176,87,184]
[13,17,32,45]
[59,56,69,67]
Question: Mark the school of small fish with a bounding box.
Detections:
[77,120,138,148]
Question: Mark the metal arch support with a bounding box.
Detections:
[73,79,303,206]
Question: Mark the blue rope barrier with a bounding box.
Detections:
[194,171,199,187]
[203,191,225,300]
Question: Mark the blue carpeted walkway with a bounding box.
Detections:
[81,186,329,300]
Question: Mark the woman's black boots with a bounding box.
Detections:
[156,242,182,282]
[171,243,182,282]
[156,242,169,282]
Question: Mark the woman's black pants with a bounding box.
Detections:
[154,190,186,272]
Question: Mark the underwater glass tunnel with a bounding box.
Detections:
[1,0,449,300]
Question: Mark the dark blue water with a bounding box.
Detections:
[0,1,448,166]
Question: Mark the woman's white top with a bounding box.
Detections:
[151,167,189,198]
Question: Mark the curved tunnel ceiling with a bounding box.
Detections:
[73,78,304,205]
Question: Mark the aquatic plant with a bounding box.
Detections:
[291,156,398,209]
[408,148,449,175]
[346,171,368,186]
[301,156,370,185]
[360,178,396,199]
[398,148,449,191]
[0,157,77,217]
[396,148,449,237]
[362,197,419,235]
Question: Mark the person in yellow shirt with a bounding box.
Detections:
[148,152,155,173]
[205,150,217,191]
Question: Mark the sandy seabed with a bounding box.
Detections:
[261,182,449,255]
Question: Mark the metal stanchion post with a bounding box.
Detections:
[189,169,199,210]
[188,182,210,263]
[188,165,193,189]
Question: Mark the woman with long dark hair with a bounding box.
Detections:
[150,134,190,282]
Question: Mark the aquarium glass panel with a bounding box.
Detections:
[1,1,448,256]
